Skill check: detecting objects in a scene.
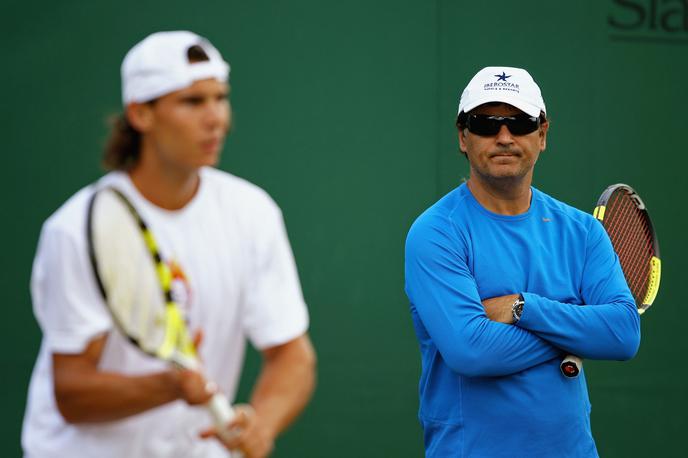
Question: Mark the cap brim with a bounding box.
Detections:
[460,95,543,118]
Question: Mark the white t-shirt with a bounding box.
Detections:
[22,167,309,458]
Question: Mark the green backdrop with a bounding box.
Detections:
[3,1,685,456]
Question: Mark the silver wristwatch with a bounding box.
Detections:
[511,294,525,323]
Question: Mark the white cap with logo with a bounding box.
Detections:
[458,66,546,118]
[121,31,230,105]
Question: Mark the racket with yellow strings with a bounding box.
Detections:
[86,186,238,439]
[560,184,661,378]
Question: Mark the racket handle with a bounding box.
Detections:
[560,354,582,378]
[207,392,240,442]
[172,355,242,454]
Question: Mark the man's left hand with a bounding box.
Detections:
[200,403,275,458]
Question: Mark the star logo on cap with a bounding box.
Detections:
[495,72,511,81]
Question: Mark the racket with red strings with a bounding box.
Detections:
[560,184,661,378]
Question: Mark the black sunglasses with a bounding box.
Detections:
[465,114,541,136]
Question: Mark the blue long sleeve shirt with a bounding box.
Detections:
[404,184,640,458]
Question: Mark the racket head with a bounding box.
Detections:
[86,187,197,368]
[593,183,661,313]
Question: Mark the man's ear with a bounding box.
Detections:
[458,128,467,153]
[125,102,154,133]
[539,119,549,152]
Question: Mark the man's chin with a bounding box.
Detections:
[474,165,530,183]
[197,150,222,168]
[486,166,526,179]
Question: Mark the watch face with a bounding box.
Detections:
[512,299,524,321]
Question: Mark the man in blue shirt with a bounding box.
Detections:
[404,66,640,457]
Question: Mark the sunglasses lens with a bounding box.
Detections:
[466,116,499,136]
[466,115,539,136]
[508,116,540,135]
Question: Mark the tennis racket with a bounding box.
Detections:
[86,186,237,438]
[560,184,661,378]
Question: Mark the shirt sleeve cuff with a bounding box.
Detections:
[45,325,111,354]
[515,292,540,328]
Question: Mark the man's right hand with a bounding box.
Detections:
[173,368,214,406]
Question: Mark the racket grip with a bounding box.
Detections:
[560,354,582,378]
[207,392,242,444]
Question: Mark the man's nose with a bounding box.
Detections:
[495,124,514,145]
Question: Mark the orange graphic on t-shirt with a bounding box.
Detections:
[168,260,192,311]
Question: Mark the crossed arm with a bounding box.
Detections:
[482,292,640,360]
[405,216,640,378]
[481,221,640,361]
[406,223,561,378]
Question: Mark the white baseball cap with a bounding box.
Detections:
[121,31,230,105]
[457,66,546,118]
